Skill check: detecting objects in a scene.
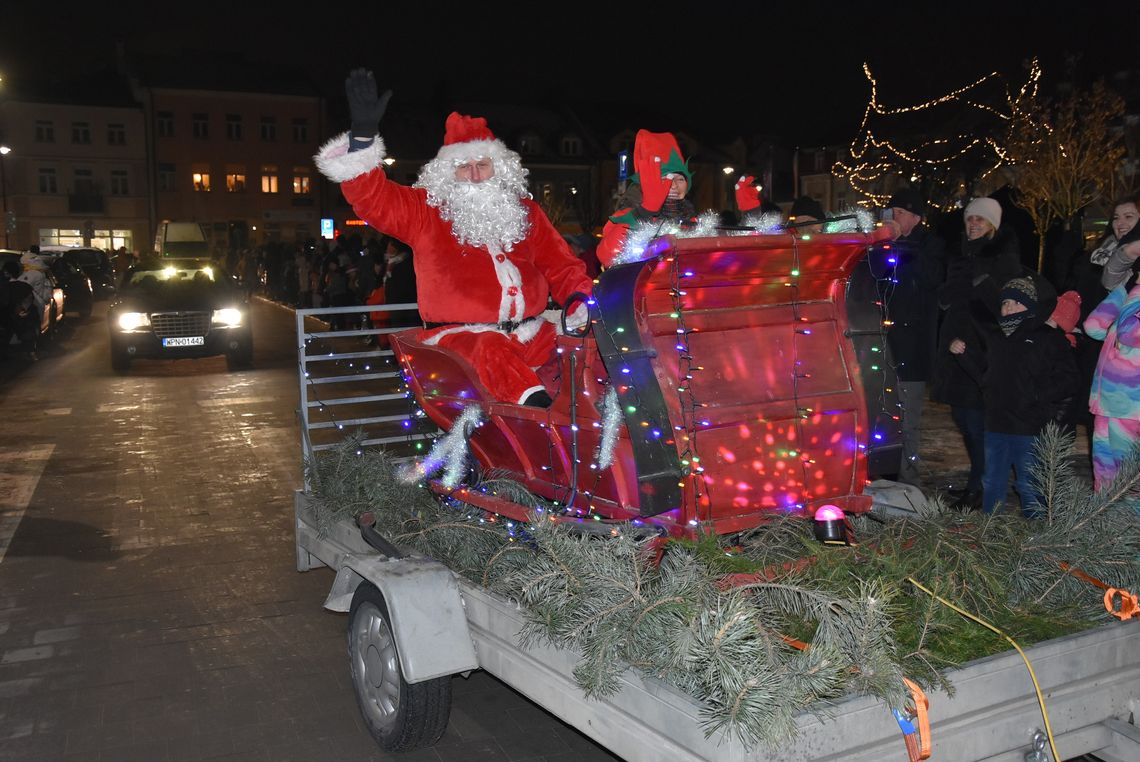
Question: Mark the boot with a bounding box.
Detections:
[951,488,982,512]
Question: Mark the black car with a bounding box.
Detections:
[107,259,252,373]
[47,256,94,318]
[52,247,116,299]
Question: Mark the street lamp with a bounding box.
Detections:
[0,146,10,248]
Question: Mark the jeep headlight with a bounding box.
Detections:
[118,312,150,331]
[212,308,243,327]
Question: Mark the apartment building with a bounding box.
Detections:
[0,96,149,252]
[141,86,324,252]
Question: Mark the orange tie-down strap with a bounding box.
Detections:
[1056,563,1138,621]
[1105,588,1140,621]
[891,678,931,761]
[769,618,931,759]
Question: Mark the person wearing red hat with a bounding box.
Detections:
[314,70,592,407]
[597,130,697,268]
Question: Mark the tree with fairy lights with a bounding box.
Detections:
[834,60,1043,212]
[1002,81,1127,272]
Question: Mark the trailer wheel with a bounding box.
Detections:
[348,583,451,752]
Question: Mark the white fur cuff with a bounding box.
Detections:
[314,132,387,183]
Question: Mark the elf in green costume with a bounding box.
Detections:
[598,130,697,267]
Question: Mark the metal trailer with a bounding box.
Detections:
[294,303,1140,762]
[293,492,1139,762]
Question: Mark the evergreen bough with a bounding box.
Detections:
[303,426,1140,749]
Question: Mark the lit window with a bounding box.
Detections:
[225,114,242,141]
[158,163,176,191]
[292,171,310,195]
[37,168,57,194]
[291,118,308,143]
[192,113,209,139]
[157,111,174,138]
[107,124,127,146]
[260,117,277,141]
[226,173,246,192]
[72,122,91,144]
[35,120,54,143]
[110,170,129,195]
[261,165,278,193]
[193,172,211,192]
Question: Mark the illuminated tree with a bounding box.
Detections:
[834,60,1042,211]
[1002,81,1127,271]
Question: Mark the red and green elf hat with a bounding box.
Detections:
[629,129,692,187]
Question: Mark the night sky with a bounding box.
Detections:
[3,3,1138,145]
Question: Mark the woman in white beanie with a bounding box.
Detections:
[930,197,1022,509]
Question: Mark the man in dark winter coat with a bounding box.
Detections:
[931,197,1022,508]
[950,271,1078,517]
[882,187,946,487]
[0,260,38,359]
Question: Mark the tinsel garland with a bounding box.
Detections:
[614,206,877,266]
[823,206,877,234]
[304,425,1140,749]
[612,211,724,266]
[398,404,484,488]
[595,386,621,470]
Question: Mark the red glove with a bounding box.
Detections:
[735,175,761,212]
[639,161,670,213]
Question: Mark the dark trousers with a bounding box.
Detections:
[950,405,985,491]
[982,431,1043,517]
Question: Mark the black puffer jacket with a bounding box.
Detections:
[930,226,1022,407]
[952,269,1079,435]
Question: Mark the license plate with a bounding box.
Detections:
[162,336,205,347]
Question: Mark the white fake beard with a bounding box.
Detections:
[436,180,531,252]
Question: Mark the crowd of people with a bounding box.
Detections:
[876,188,1140,515]
[228,233,422,333]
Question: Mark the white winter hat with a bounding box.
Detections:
[964,197,1002,231]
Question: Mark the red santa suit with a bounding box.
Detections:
[315,113,592,405]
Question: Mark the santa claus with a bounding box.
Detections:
[314,70,593,407]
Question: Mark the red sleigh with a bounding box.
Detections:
[392,228,899,538]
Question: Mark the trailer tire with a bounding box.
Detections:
[348,582,451,752]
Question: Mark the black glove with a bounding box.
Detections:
[345,69,392,138]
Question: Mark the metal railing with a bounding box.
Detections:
[295,302,439,483]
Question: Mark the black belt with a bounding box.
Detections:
[424,316,538,332]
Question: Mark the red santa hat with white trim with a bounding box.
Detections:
[434,112,510,165]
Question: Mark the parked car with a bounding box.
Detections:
[1,249,66,337]
[45,255,94,319]
[44,246,116,299]
[107,258,252,373]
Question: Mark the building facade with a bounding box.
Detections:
[0,98,149,252]
[142,87,325,254]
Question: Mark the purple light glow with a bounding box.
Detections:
[814,503,845,521]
